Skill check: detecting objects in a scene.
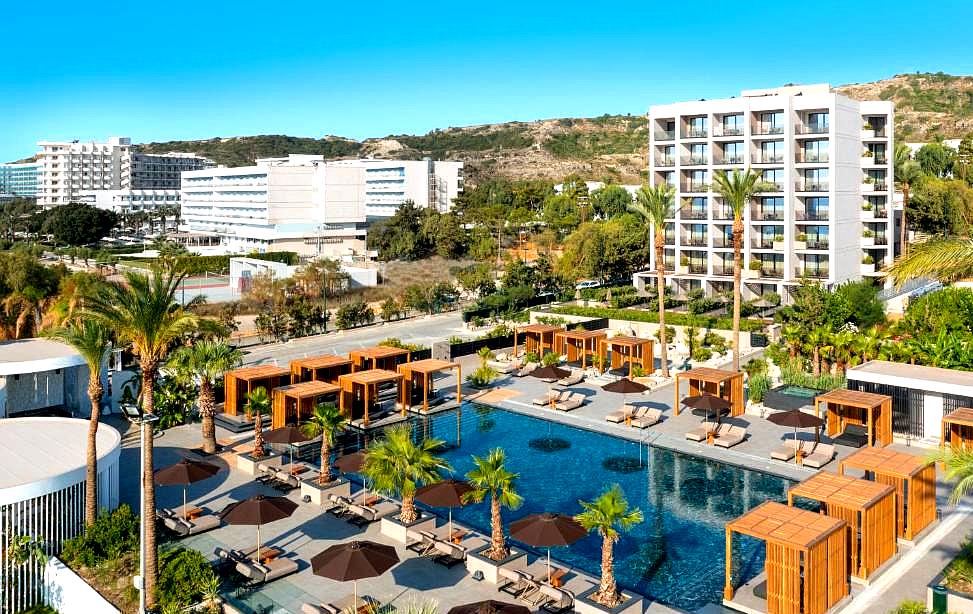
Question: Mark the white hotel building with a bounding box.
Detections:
[633,84,894,303]
[180,155,463,257]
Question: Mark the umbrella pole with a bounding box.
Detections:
[256,524,261,563]
[547,548,552,581]
[354,579,358,609]
[794,426,798,465]
[448,508,453,539]
[183,486,188,520]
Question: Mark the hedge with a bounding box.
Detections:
[119,251,298,275]
[549,305,766,332]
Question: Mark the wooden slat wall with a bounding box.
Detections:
[804,540,825,614]
[862,491,897,577]
[823,504,858,579]
[874,473,906,538]
[826,528,849,610]
[225,373,239,416]
[910,464,937,540]
[271,391,286,429]
[766,542,801,614]
[730,373,745,417]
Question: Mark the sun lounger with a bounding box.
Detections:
[770,439,802,461]
[346,501,397,527]
[407,530,441,557]
[302,595,378,614]
[487,360,514,374]
[163,511,220,537]
[539,584,575,614]
[606,404,636,423]
[533,390,566,406]
[802,443,835,468]
[498,568,536,597]
[432,539,468,568]
[714,425,747,448]
[554,371,584,387]
[554,392,585,411]
[685,421,717,442]
[326,494,354,517]
[512,362,539,377]
[234,556,299,586]
[631,408,663,429]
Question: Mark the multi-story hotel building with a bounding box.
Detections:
[0,163,40,200]
[35,136,212,208]
[180,155,463,257]
[633,84,893,304]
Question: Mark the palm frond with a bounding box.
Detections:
[887,238,973,285]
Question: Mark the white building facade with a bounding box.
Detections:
[180,155,463,257]
[633,84,894,303]
[0,163,40,199]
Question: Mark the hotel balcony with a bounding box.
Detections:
[681,155,708,166]
[682,182,709,193]
[796,266,829,279]
[795,123,829,135]
[803,238,829,250]
[751,238,775,249]
[862,127,888,139]
[796,207,829,221]
[664,233,676,245]
[714,154,745,165]
[712,264,735,276]
[682,127,708,139]
[687,262,708,274]
[679,207,708,220]
[796,180,829,192]
[752,153,784,164]
[760,267,785,279]
[752,123,784,136]
[656,156,675,167]
[795,151,829,163]
[655,129,675,141]
[714,126,744,137]
[682,235,708,247]
[712,206,734,220]
[712,235,733,248]
[751,208,784,222]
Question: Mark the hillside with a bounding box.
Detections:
[131,72,973,184]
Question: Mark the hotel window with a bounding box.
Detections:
[805,197,829,219]
[805,168,829,189]
[723,142,744,163]
[759,197,784,220]
[686,116,707,137]
[762,169,784,189]
[722,114,743,135]
[802,140,829,162]
[806,112,829,132]
[760,141,784,163]
[759,112,784,134]
[688,143,707,163]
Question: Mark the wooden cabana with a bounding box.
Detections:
[270,380,340,429]
[337,369,404,427]
[513,323,561,356]
[787,472,896,580]
[674,367,744,417]
[224,365,290,417]
[553,329,606,369]
[598,335,654,376]
[289,354,352,384]
[839,447,937,541]
[725,501,848,614]
[814,389,893,447]
[941,407,973,451]
[348,346,411,372]
[398,359,462,412]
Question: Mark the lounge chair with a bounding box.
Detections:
[346,501,397,527]
[605,403,636,423]
[498,568,536,597]
[802,443,835,468]
[532,390,566,406]
[487,360,514,374]
[234,556,299,586]
[714,425,747,448]
[554,392,585,411]
[432,539,468,568]
[685,421,717,442]
[770,439,802,462]
[631,408,663,429]
[163,512,220,537]
[539,584,575,614]
[302,596,378,614]
[513,362,539,377]
[554,371,584,387]
[326,494,354,517]
[407,530,441,557]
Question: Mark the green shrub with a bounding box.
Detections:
[62,505,139,568]
[378,337,426,352]
[691,347,713,362]
[335,300,374,329]
[480,324,514,339]
[779,359,845,390]
[157,546,218,608]
[630,365,645,377]
[550,306,765,332]
[748,374,772,403]
[887,601,928,614]
[542,352,561,367]
[467,366,499,387]
[524,351,539,364]
[744,357,769,377]
[702,332,728,354]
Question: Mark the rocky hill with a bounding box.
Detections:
[133,72,973,184]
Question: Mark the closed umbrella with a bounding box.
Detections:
[311,540,399,608]
[263,425,312,467]
[682,393,732,422]
[221,495,298,562]
[530,365,571,409]
[154,459,221,520]
[767,409,825,463]
[602,378,649,415]
[510,512,586,579]
[447,601,531,614]
[335,451,369,504]
[416,479,472,538]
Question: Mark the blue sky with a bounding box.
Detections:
[3,0,973,162]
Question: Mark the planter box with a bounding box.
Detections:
[861,182,875,193]
[860,156,874,166]
[861,208,875,220]
[676,265,689,275]
[860,263,876,274]
[575,586,645,614]
[300,476,351,505]
[380,511,437,544]
[236,451,281,476]
[743,268,759,280]
[861,236,875,247]
[772,241,785,251]
[927,574,973,614]
[44,558,122,614]
[793,240,807,250]
[862,129,876,139]
[465,544,528,584]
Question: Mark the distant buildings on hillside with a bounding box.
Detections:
[0,162,40,200]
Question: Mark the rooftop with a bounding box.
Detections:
[815,388,890,409]
[840,447,928,479]
[0,338,86,376]
[848,360,973,394]
[789,472,893,510]
[727,501,846,549]
[226,365,290,381]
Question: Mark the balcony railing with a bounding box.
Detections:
[796,181,829,192]
[656,156,675,167]
[796,209,829,221]
[874,156,888,165]
[713,208,734,220]
[712,236,733,248]
[752,239,774,249]
[683,127,708,138]
[873,236,889,245]
[688,263,707,274]
[679,208,707,219]
[751,209,784,221]
[796,123,829,135]
[682,182,708,192]
[761,267,785,279]
[712,265,734,276]
[716,127,744,137]
[655,130,675,141]
[762,181,785,192]
[662,262,675,271]
[714,154,745,165]
[796,152,829,163]
[682,236,708,247]
[753,153,784,164]
[681,155,708,166]
[664,235,676,245]
[874,182,888,191]
[797,267,829,279]
[804,240,829,250]
[753,124,784,136]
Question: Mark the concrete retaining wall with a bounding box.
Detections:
[44,557,121,614]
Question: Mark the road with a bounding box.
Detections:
[238,311,467,366]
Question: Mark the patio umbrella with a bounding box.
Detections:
[602,378,648,414]
[154,458,221,520]
[682,393,732,423]
[221,495,298,563]
[416,479,473,538]
[510,512,586,579]
[263,425,312,467]
[335,451,370,504]
[447,601,531,614]
[768,409,824,458]
[530,365,571,409]
[311,540,399,608]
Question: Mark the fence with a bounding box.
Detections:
[409,348,432,361]
[462,294,556,323]
[447,335,517,359]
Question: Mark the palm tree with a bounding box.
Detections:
[781,324,803,358]
[46,320,112,527]
[362,425,451,524]
[829,330,856,375]
[629,183,675,377]
[712,169,766,371]
[575,484,643,608]
[301,402,348,485]
[887,238,973,285]
[245,387,271,459]
[927,448,973,505]
[82,265,197,609]
[806,326,832,376]
[463,448,524,561]
[894,143,922,257]
[168,340,243,454]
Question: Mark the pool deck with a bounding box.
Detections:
[106,350,968,614]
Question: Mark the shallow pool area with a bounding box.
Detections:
[391,403,796,611]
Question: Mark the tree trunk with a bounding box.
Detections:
[85,376,103,527]
[252,412,264,459]
[594,533,619,606]
[488,495,509,561]
[812,348,821,377]
[141,366,158,611]
[900,185,910,257]
[199,379,217,454]
[400,494,418,524]
[655,229,669,378]
[731,217,744,372]
[319,435,332,485]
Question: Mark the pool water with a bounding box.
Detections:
[398,403,794,611]
[775,385,822,399]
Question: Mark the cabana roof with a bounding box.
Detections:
[350,346,410,360]
[943,407,973,429]
[226,365,290,381]
[291,355,352,370]
[273,380,340,398]
[840,446,926,479]
[788,472,893,510]
[339,368,403,385]
[814,388,888,409]
[727,501,845,550]
[516,323,562,334]
[398,359,459,374]
[604,335,653,347]
[680,367,740,384]
[555,329,606,341]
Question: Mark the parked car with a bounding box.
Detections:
[575,279,602,290]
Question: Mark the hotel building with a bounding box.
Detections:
[0,163,40,200]
[632,84,893,303]
[179,155,463,257]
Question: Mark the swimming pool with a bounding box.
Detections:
[397,403,795,611]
